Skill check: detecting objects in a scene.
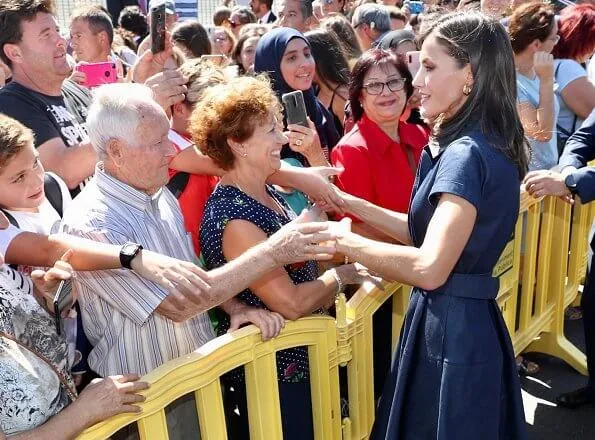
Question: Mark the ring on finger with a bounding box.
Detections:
[296,139,303,146]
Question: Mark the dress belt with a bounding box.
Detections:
[426,272,499,300]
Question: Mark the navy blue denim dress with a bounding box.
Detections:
[371,131,527,440]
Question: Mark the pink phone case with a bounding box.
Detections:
[75,62,118,88]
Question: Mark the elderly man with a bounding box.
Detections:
[351,3,391,51]
[61,82,336,378]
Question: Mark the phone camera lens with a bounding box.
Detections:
[105,70,111,77]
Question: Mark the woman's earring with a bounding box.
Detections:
[463,83,472,95]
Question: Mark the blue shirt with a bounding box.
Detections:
[516,72,560,170]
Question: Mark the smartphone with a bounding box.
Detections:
[406,51,421,77]
[53,279,73,335]
[75,62,118,88]
[282,90,309,128]
[200,54,229,67]
[150,3,166,53]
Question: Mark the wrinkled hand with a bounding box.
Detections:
[293,166,345,212]
[228,303,285,340]
[145,69,188,112]
[78,374,149,427]
[31,250,74,308]
[131,250,214,314]
[334,262,384,290]
[523,169,573,203]
[266,211,338,265]
[534,51,554,80]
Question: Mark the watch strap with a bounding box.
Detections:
[120,242,143,270]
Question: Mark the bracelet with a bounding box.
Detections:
[329,269,344,296]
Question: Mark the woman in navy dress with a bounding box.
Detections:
[329,12,529,439]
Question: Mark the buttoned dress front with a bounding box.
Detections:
[370,130,527,440]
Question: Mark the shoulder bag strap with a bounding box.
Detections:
[44,173,64,217]
[0,330,78,401]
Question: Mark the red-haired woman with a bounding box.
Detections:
[552,3,595,152]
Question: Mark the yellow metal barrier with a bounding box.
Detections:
[77,317,342,440]
[77,191,594,440]
[564,198,594,309]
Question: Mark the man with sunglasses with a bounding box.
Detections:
[229,6,257,37]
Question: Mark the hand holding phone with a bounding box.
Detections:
[282,91,309,128]
[151,4,167,53]
[53,279,74,335]
[75,62,118,88]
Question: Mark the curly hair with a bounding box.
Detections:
[189,76,282,170]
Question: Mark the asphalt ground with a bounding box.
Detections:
[521,316,595,439]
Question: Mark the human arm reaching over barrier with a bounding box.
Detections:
[524,110,595,203]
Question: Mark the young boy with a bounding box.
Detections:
[0,114,85,382]
[0,115,71,245]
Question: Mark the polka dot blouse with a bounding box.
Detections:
[200,184,323,384]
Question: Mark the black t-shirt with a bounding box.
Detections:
[0,80,90,148]
[0,80,92,196]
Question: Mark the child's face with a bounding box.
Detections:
[0,142,45,210]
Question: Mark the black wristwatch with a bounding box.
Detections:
[120,242,143,269]
[564,173,578,194]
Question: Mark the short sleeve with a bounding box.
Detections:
[0,225,23,259]
[331,142,374,222]
[0,91,61,147]
[429,138,485,211]
[516,81,532,105]
[555,59,587,92]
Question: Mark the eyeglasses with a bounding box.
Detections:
[363,78,406,95]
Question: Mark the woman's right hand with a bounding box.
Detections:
[77,374,149,427]
[334,263,384,290]
[534,52,554,81]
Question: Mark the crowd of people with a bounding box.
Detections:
[0,0,594,438]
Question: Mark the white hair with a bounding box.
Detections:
[352,4,391,35]
[86,83,163,160]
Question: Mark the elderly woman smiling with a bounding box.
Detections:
[331,49,429,242]
[193,75,371,440]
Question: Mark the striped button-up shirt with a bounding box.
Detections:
[61,163,214,377]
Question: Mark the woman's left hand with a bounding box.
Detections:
[285,118,322,158]
[227,303,285,341]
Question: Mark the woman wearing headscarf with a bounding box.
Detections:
[254,27,341,167]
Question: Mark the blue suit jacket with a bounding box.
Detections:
[558,109,595,204]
